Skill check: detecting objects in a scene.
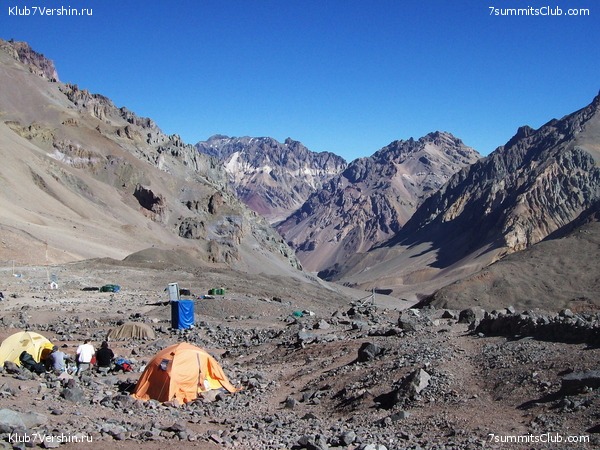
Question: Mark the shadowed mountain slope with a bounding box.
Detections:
[417,201,600,312]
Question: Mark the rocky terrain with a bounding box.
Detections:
[0,260,599,449]
[0,39,59,81]
[277,133,480,274]
[195,136,347,223]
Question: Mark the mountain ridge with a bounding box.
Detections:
[334,91,600,305]
[195,135,347,223]
[0,39,302,276]
[277,131,481,274]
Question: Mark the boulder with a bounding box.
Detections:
[3,361,21,374]
[458,307,485,324]
[357,343,382,362]
[405,369,431,396]
[561,370,600,394]
[61,385,86,403]
[0,409,26,433]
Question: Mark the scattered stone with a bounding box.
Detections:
[458,307,484,324]
[42,439,61,449]
[62,385,86,403]
[560,309,575,318]
[339,431,356,446]
[360,444,388,450]
[405,368,431,396]
[398,312,420,332]
[0,408,26,432]
[3,361,20,374]
[210,434,224,445]
[297,329,317,347]
[284,396,296,409]
[297,434,329,450]
[391,410,410,420]
[315,319,331,330]
[357,343,382,362]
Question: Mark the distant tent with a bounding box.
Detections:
[0,331,54,366]
[132,342,237,403]
[100,284,120,293]
[107,322,156,340]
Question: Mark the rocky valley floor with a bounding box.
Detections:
[0,260,599,450]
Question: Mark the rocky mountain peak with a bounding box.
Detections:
[195,136,347,222]
[406,95,600,242]
[277,132,481,274]
[0,39,59,81]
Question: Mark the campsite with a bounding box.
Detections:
[1,257,600,449]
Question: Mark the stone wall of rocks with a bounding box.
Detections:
[473,309,600,345]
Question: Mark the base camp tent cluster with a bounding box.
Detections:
[1,332,237,405]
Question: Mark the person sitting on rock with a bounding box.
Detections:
[76,339,95,375]
[46,346,71,374]
[95,341,114,374]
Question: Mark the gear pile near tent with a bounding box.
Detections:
[132,342,238,403]
[107,322,156,340]
[0,331,54,366]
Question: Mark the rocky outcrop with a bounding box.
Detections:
[277,132,480,274]
[474,309,600,345]
[0,39,59,81]
[402,93,600,260]
[195,136,347,223]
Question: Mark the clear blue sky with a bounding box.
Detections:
[2,0,598,160]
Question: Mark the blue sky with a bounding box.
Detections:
[2,0,598,161]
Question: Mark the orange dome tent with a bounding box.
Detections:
[132,342,237,403]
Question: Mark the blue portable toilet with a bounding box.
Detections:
[171,299,194,329]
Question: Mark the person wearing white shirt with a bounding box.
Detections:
[76,339,95,375]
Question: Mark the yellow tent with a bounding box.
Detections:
[0,331,54,366]
[132,342,238,403]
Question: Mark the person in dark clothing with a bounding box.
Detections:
[19,351,46,374]
[95,341,114,374]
